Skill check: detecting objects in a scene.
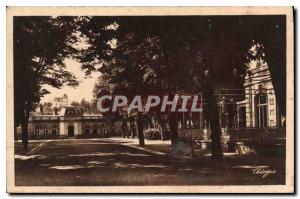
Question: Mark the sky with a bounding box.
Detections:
[40,58,99,104]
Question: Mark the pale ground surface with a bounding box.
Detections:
[14,137,285,186]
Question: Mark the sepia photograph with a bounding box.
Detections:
[6,7,294,193]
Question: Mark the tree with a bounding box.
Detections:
[14,17,79,150]
[77,16,229,154]
[78,17,188,146]
[70,101,80,107]
[78,16,286,159]
[237,16,286,118]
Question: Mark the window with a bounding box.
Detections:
[269,98,274,105]
[35,129,39,136]
[255,94,268,128]
[259,95,267,104]
[44,128,48,135]
[270,109,274,116]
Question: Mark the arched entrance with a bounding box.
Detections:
[67,125,75,137]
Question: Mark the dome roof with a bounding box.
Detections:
[59,106,83,116]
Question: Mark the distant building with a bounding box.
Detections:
[19,93,124,139]
[28,106,108,138]
[237,60,279,128]
[53,94,68,108]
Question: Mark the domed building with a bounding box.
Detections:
[236,59,280,128]
[28,105,108,139]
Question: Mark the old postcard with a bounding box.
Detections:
[6,7,294,193]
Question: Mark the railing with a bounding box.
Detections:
[227,128,286,145]
[178,127,286,145]
[179,129,200,138]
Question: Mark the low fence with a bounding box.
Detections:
[228,128,286,145]
[177,127,286,155]
[178,127,286,145]
[178,129,208,140]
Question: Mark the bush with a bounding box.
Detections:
[144,128,161,140]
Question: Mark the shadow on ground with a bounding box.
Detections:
[14,138,285,186]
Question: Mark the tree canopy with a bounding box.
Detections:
[78,15,286,157]
[78,16,286,114]
[14,15,286,155]
[14,16,80,147]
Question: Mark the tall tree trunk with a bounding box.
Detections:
[21,114,29,151]
[129,118,136,138]
[107,120,113,137]
[122,120,128,138]
[203,73,223,160]
[157,112,165,140]
[147,116,154,128]
[169,112,178,146]
[126,122,130,138]
[136,113,145,146]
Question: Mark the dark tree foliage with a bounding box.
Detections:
[14,17,79,149]
[78,16,286,159]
